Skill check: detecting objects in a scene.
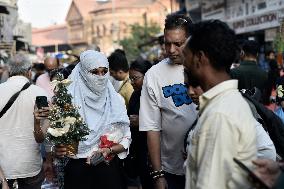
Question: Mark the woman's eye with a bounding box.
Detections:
[90,70,97,75]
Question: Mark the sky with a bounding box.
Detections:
[17,0,72,28]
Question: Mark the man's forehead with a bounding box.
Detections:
[164,29,187,40]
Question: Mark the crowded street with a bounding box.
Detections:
[0,0,284,189]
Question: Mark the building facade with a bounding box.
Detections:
[0,0,31,56]
[185,0,284,48]
[0,0,18,53]
[32,24,70,54]
[65,0,94,51]
[65,0,179,54]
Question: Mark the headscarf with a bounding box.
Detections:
[68,50,129,155]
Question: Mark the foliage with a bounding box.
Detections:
[119,22,161,61]
[273,33,284,53]
[47,74,90,145]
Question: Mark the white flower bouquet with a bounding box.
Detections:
[277,85,284,98]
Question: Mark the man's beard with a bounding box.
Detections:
[184,68,200,87]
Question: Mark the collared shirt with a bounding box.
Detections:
[36,72,54,98]
[118,76,134,110]
[186,80,257,189]
[0,76,48,179]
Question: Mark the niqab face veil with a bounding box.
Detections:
[79,51,109,96]
[67,50,129,155]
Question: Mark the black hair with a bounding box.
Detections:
[185,20,238,72]
[60,64,76,79]
[265,50,275,57]
[114,49,126,56]
[130,59,152,75]
[241,40,259,57]
[33,63,46,71]
[49,68,63,80]
[108,51,129,72]
[184,68,199,88]
[164,13,193,37]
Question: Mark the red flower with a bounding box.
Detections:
[99,135,116,160]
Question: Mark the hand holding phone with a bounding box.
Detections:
[90,152,105,166]
[36,96,48,109]
[233,158,270,189]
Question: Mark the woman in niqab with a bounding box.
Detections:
[56,50,131,189]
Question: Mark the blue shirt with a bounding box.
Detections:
[275,107,284,124]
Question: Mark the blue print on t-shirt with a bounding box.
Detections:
[162,84,192,107]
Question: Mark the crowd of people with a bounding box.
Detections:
[0,12,284,189]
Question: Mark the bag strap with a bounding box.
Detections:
[0,82,31,118]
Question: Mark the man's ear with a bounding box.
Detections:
[194,51,205,68]
[198,51,209,66]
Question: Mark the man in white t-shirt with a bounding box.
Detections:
[139,14,198,189]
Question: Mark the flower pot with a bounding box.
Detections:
[66,142,79,157]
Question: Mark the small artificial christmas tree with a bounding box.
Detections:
[47,74,90,155]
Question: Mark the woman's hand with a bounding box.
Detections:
[54,144,67,158]
[86,151,105,165]
[98,147,112,158]
[86,147,114,164]
[129,115,139,127]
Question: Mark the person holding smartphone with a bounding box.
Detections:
[0,53,48,189]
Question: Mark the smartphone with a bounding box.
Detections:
[90,152,105,166]
[233,158,270,189]
[35,96,48,109]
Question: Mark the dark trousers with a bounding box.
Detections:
[164,172,185,189]
[64,158,125,189]
[7,169,44,189]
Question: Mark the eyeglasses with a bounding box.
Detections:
[129,75,143,82]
